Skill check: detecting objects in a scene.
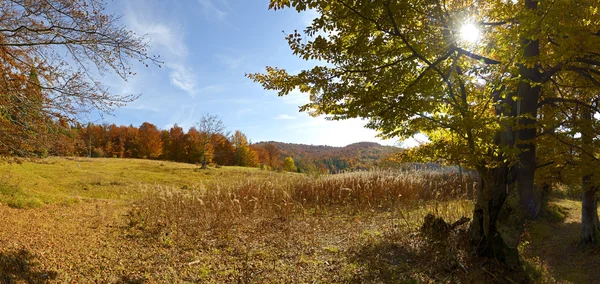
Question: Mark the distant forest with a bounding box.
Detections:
[27,121,401,174]
[254,141,400,173]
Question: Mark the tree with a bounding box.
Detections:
[137,122,162,159]
[185,127,203,164]
[197,114,226,168]
[168,124,186,162]
[0,67,50,155]
[231,130,258,167]
[48,118,76,156]
[106,124,126,158]
[579,105,600,243]
[123,125,139,158]
[252,144,271,169]
[264,143,282,169]
[249,0,600,265]
[283,156,297,172]
[0,0,159,156]
[212,133,234,166]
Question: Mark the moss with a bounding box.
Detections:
[541,203,568,223]
[323,246,340,254]
[522,258,544,283]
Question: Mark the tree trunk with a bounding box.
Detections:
[469,0,542,265]
[470,166,521,267]
[515,0,542,220]
[580,107,599,243]
[581,176,599,243]
[469,88,522,268]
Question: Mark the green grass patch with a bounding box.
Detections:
[0,157,292,206]
[0,183,43,209]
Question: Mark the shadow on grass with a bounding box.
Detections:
[525,220,600,283]
[344,230,532,283]
[344,240,421,283]
[0,249,57,283]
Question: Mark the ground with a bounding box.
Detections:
[0,157,597,283]
[521,199,600,283]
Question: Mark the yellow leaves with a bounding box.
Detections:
[268,0,291,11]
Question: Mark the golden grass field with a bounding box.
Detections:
[0,157,596,283]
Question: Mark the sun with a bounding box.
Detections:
[460,23,480,43]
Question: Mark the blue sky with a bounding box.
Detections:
[97,0,401,147]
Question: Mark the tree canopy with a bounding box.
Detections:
[0,0,160,155]
[249,0,600,265]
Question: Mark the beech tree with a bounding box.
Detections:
[212,133,234,166]
[168,124,186,162]
[249,0,600,265]
[137,122,162,159]
[0,0,159,155]
[197,113,226,168]
[231,130,258,167]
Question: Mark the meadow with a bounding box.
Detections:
[0,158,595,283]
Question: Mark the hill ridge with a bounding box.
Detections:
[253,141,400,172]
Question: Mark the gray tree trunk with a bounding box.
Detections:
[581,177,599,243]
[515,0,542,220]
[469,87,521,268]
[469,0,542,266]
[470,167,521,267]
[580,108,599,243]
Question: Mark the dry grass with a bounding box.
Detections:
[129,169,478,237]
[1,158,534,283]
[118,169,480,282]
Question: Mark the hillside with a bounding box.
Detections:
[254,141,401,173]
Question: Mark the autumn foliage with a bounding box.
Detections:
[15,120,397,172]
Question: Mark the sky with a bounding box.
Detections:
[96,0,407,147]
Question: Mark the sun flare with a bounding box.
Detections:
[460,23,480,43]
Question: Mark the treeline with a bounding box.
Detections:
[25,120,399,173]
[41,121,288,169]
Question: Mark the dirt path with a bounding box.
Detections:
[522,199,600,283]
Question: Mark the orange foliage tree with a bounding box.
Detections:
[137,122,162,159]
[0,0,158,156]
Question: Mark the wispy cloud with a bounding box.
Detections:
[274,114,296,120]
[122,103,159,112]
[198,0,227,19]
[167,104,198,131]
[197,0,238,30]
[168,63,198,94]
[125,2,198,95]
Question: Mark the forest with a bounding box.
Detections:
[26,119,400,173]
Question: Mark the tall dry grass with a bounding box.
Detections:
[128,169,479,240]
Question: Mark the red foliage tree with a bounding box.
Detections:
[137,122,162,159]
